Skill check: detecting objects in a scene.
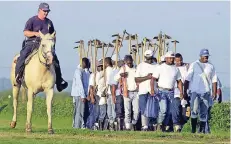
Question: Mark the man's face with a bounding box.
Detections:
[145,56,153,64]
[97,66,103,72]
[200,56,209,63]
[175,57,183,66]
[39,9,49,18]
[165,57,175,65]
[126,59,133,68]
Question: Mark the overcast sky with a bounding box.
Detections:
[0,1,229,87]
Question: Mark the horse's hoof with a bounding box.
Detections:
[48,129,54,134]
[10,121,17,128]
[26,128,32,134]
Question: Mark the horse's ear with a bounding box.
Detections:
[39,30,44,39]
[51,31,56,38]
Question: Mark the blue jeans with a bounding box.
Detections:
[139,93,159,127]
[86,95,100,129]
[190,92,210,122]
[115,95,125,119]
[107,94,116,123]
[157,90,175,126]
[73,96,87,128]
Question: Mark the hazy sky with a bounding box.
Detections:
[0,1,230,87]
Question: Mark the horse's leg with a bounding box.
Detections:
[25,89,34,133]
[46,89,54,134]
[10,85,20,128]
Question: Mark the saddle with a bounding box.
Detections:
[14,48,39,65]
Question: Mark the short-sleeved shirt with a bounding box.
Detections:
[24,16,55,40]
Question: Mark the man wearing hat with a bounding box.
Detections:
[184,49,217,134]
[135,50,159,131]
[152,51,183,132]
[108,54,125,130]
[15,2,68,92]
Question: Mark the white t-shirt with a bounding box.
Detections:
[114,65,137,91]
[152,63,181,89]
[174,64,189,98]
[135,62,158,95]
[185,60,217,94]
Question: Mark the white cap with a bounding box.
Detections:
[165,51,175,58]
[144,50,154,58]
[111,54,120,61]
[160,55,165,62]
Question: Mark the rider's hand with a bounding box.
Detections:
[34,32,40,37]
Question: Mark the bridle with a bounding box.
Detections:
[38,38,55,68]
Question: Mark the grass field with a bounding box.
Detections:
[0,91,230,144]
[0,113,230,144]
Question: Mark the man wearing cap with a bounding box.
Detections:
[152,51,183,132]
[87,59,106,130]
[108,54,125,130]
[15,2,68,92]
[71,57,91,129]
[184,49,217,133]
[135,50,159,131]
[114,55,138,130]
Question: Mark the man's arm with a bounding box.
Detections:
[135,64,152,83]
[23,18,40,37]
[177,80,183,99]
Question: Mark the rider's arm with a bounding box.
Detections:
[23,17,39,38]
[24,31,39,37]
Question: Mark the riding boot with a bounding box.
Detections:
[116,118,121,131]
[53,54,68,92]
[199,121,206,134]
[191,118,198,133]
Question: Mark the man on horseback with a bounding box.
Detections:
[15,2,68,92]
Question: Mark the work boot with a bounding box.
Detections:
[98,120,103,131]
[191,118,198,133]
[174,125,182,132]
[132,124,137,131]
[109,122,115,131]
[199,121,206,134]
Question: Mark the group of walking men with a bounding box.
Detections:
[71,48,222,133]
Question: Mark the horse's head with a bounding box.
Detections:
[39,30,56,66]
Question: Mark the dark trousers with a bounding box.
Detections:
[86,96,100,129]
[15,39,63,85]
[115,95,125,119]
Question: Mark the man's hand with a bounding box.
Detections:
[81,98,86,103]
[112,96,116,104]
[90,97,95,104]
[180,92,184,100]
[212,92,217,101]
[86,95,91,101]
[146,73,153,79]
[120,72,128,78]
[34,32,40,37]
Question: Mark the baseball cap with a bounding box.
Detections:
[165,51,175,58]
[39,3,50,11]
[144,50,154,58]
[199,49,210,57]
[97,59,103,66]
[111,54,121,61]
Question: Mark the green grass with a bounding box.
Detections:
[0,90,230,143]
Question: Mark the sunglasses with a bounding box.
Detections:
[42,9,50,13]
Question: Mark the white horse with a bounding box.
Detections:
[10,31,56,134]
